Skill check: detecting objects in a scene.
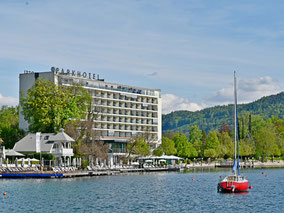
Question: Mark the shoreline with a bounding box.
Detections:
[1,161,284,179]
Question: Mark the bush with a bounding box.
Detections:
[186,159,192,164]
[81,159,89,169]
[24,153,55,160]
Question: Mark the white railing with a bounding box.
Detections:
[62,148,74,155]
[52,148,74,156]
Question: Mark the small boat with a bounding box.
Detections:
[217,72,249,193]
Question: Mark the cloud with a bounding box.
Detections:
[162,93,203,114]
[0,93,18,106]
[205,75,281,106]
[147,72,158,77]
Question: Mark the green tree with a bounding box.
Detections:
[250,115,266,138]
[0,126,25,149]
[172,133,197,158]
[189,125,202,157]
[269,117,284,155]
[21,79,91,133]
[200,129,207,157]
[127,137,150,156]
[204,131,220,158]
[218,131,234,158]
[0,105,25,149]
[239,138,255,157]
[204,149,217,159]
[206,131,220,150]
[153,137,177,156]
[254,125,278,160]
[0,105,19,129]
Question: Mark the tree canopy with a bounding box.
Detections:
[153,136,177,156]
[172,133,197,158]
[127,137,150,156]
[0,105,25,149]
[21,79,91,133]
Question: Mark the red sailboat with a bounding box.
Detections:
[217,72,249,193]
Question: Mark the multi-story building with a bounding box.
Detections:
[19,67,162,165]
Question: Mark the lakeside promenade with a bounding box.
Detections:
[1,160,283,179]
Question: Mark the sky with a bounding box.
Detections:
[0,0,284,114]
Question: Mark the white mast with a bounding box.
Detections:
[234,71,237,175]
[234,72,237,160]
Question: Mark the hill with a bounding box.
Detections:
[162,92,284,134]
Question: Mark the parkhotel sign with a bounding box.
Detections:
[24,67,98,80]
[51,67,97,80]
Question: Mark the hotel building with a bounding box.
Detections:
[19,67,162,164]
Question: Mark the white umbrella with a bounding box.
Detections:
[21,158,25,167]
[30,158,39,162]
[5,150,25,157]
[2,146,5,159]
[72,158,76,167]
[78,158,82,167]
[59,158,63,167]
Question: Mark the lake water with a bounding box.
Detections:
[0,168,283,212]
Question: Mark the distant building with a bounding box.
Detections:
[19,67,162,165]
[13,128,75,164]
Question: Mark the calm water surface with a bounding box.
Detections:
[0,168,283,212]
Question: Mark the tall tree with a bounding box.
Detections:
[218,131,234,158]
[239,138,255,157]
[189,125,202,157]
[65,102,104,158]
[254,125,278,160]
[172,133,197,158]
[204,131,220,158]
[153,137,177,156]
[205,131,220,150]
[21,79,91,132]
[127,137,150,156]
[269,117,284,155]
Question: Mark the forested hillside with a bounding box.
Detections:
[163,92,284,134]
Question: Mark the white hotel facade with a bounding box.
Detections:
[19,68,162,162]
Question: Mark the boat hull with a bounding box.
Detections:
[218,180,249,193]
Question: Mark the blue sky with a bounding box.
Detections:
[0,0,283,113]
